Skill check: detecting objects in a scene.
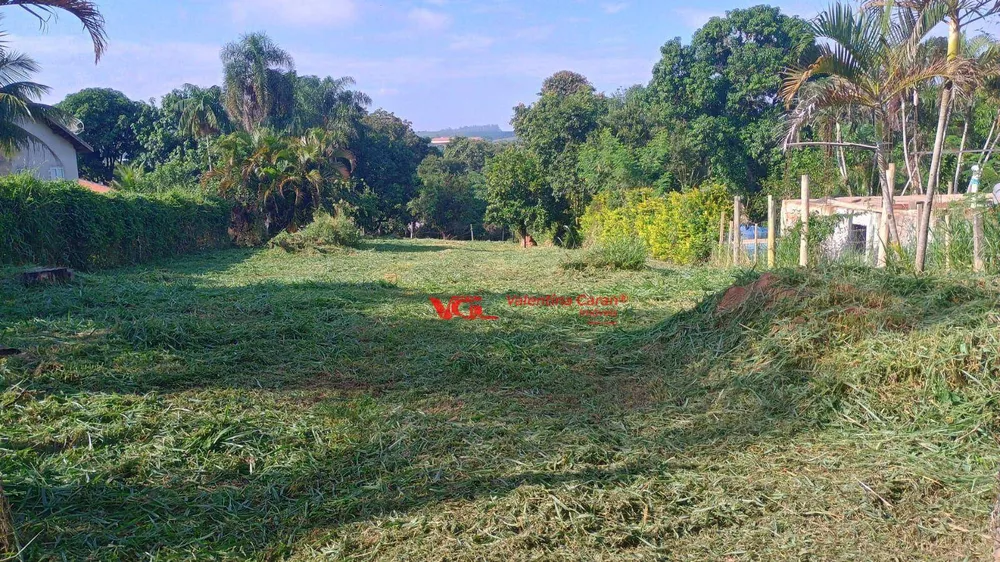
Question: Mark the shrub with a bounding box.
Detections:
[581,183,730,264]
[0,174,230,270]
[562,235,647,271]
[269,212,361,253]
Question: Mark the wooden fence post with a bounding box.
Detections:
[945,182,952,272]
[974,203,985,273]
[470,224,475,242]
[799,175,810,267]
[767,195,776,268]
[752,223,759,266]
[732,196,742,266]
[877,165,894,268]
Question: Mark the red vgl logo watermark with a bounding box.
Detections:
[430,293,627,325]
[429,296,499,321]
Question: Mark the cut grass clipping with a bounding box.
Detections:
[562,235,648,271]
[1,240,999,559]
[269,212,361,253]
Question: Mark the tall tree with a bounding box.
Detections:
[178,84,228,140]
[56,87,145,181]
[885,0,1000,271]
[353,109,430,231]
[291,74,371,140]
[513,72,606,223]
[781,2,976,250]
[221,32,295,132]
[483,145,551,243]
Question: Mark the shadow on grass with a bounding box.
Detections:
[7,265,989,558]
[361,240,452,253]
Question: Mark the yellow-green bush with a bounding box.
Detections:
[581,184,730,264]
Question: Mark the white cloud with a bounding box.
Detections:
[231,0,358,27]
[449,34,495,51]
[8,34,221,104]
[408,8,452,32]
[602,3,629,14]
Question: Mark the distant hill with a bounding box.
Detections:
[417,124,516,142]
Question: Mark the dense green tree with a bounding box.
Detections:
[221,32,295,132]
[442,136,497,173]
[483,146,551,242]
[540,70,595,97]
[646,6,817,192]
[205,127,355,237]
[513,73,606,222]
[409,154,485,238]
[353,109,430,232]
[577,129,641,196]
[56,88,146,181]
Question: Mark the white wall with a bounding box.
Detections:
[0,119,81,181]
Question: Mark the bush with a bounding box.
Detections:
[562,235,647,271]
[269,212,361,252]
[0,174,231,270]
[581,183,730,264]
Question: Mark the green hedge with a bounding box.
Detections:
[0,174,232,270]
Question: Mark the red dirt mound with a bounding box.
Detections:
[716,273,794,314]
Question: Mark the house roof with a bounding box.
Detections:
[77,179,112,193]
[42,116,94,154]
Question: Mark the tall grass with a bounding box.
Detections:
[0,174,231,270]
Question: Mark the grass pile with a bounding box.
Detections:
[269,212,361,253]
[561,235,648,271]
[1,240,998,560]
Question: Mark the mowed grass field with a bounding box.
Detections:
[2,239,999,560]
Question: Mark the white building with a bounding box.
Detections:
[0,116,93,181]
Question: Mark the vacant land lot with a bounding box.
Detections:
[2,240,998,560]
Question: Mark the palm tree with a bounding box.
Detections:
[221,33,295,132]
[0,0,107,61]
[0,47,70,156]
[870,1,1000,270]
[178,84,227,139]
[781,2,976,255]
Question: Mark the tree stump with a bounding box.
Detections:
[20,267,73,285]
[521,235,536,248]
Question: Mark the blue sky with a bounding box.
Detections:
[0,0,866,130]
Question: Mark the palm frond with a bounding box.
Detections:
[0,0,107,62]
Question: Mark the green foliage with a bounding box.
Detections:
[206,128,356,238]
[646,6,817,192]
[0,174,229,270]
[442,137,497,174]
[289,74,370,139]
[56,87,148,181]
[513,77,606,220]
[353,110,431,232]
[268,211,360,252]
[562,234,648,271]
[483,146,551,239]
[221,32,296,132]
[576,128,641,195]
[581,183,730,264]
[409,154,485,238]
